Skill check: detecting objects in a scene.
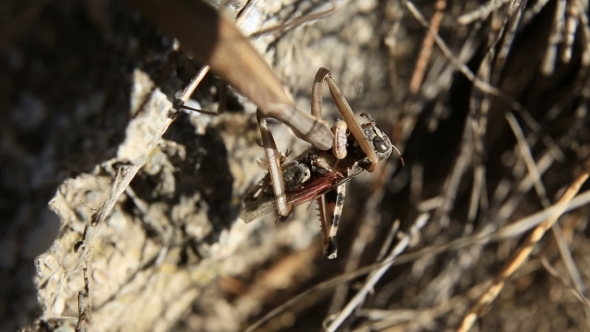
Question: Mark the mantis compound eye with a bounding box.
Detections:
[372,136,390,154]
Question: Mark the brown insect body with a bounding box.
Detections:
[240,118,393,223]
[239,67,398,258]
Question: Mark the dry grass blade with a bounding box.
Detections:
[575,0,590,65]
[248,1,339,38]
[457,161,590,332]
[562,0,580,63]
[352,280,490,331]
[125,0,333,150]
[541,0,567,75]
[496,189,590,239]
[458,0,510,24]
[540,257,590,315]
[325,214,430,332]
[404,0,563,161]
[408,0,446,95]
[506,111,587,302]
[243,186,590,332]
[550,223,586,296]
[505,112,550,207]
[404,0,509,98]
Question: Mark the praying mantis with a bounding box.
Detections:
[137,0,398,258]
[177,66,396,258]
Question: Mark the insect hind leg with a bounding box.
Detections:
[317,183,347,259]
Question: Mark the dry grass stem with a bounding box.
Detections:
[457,162,590,332]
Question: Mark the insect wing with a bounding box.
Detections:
[239,174,352,223]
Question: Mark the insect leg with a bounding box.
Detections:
[317,183,346,259]
[331,119,348,159]
[317,195,330,257]
[311,67,328,120]
[320,67,379,171]
[256,110,292,218]
[311,68,351,159]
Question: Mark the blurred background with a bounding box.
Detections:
[2,0,590,331]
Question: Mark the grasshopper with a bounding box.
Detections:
[240,67,396,259]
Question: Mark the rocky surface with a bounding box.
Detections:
[2,0,590,331]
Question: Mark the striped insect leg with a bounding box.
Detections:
[317,183,346,259]
[256,110,292,218]
[317,195,331,258]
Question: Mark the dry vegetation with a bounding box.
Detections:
[2,0,590,331]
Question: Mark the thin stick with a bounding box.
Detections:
[75,265,91,332]
[575,0,590,66]
[435,117,474,226]
[505,112,550,207]
[325,214,430,332]
[243,188,590,332]
[175,66,210,107]
[522,0,551,26]
[540,257,590,314]
[408,0,447,95]
[506,111,586,296]
[248,1,339,38]
[493,0,528,80]
[458,0,508,25]
[541,0,566,75]
[376,220,401,262]
[457,161,590,332]
[404,0,565,161]
[563,0,577,63]
[550,223,587,295]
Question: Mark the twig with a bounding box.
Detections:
[457,161,590,332]
[492,0,528,81]
[249,1,341,38]
[243,188,590,332]
[376,220,401,262]
[458,0,509,25]
[435,116,474,227]
[495,150,555,221]
[522,0,551,26]
[540,257,590,313]
[506,111,586,297]
[550,223,587,295]
[505,112,550,207]
[408,0,447,95]
[75,265,91,332]
[575,0,590,66]
[404,0,564,162]
[354,279,490,331]
[562,0,578,63]
[325,214,430,332]
[541,0,567,75]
